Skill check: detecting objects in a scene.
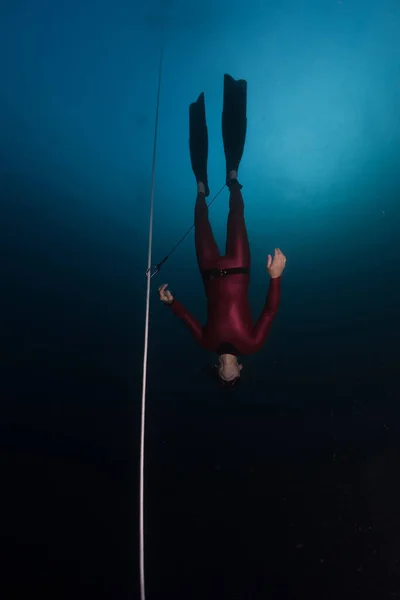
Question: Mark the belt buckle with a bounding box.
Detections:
[219,269,228,278]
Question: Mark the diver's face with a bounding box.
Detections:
[218,361,243,382]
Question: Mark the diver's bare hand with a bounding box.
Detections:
[158,283,174,305]
[267,248,287,279]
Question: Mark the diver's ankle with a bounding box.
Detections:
[197,181,206,194]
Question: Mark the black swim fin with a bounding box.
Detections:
[222,74,247,184]
[189,92,210,196]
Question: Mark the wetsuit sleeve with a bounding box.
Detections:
[168,299,204,344]
[252,276,281,348]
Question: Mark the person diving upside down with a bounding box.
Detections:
[158,74,287,386]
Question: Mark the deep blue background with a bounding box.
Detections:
[1,0,400,598]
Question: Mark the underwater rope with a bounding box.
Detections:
[140,44,164,600]
[139,35,228,600]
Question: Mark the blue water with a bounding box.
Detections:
[1,0,400,598]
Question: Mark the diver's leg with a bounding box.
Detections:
[222,74,247,186]
[191,92,218,270]
[225,177,250,267]
[189,93,210,197]
[195,189,220,271]
[222,75,249,265]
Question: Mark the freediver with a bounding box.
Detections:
[158,74,287,386]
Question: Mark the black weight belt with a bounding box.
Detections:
[202,266,250,281]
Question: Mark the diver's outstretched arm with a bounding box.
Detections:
[168,299,204,345]
[158,284,203,345]
[252,249,286,348]
[252,276,281,349]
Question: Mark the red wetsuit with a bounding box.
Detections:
[169,185,281,355]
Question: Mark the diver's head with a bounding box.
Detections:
[216,353,243,386]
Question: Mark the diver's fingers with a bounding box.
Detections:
[276,248,286,263]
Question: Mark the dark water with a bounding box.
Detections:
[1,0,400,598]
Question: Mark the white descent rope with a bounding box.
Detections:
[139,45,164,600]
